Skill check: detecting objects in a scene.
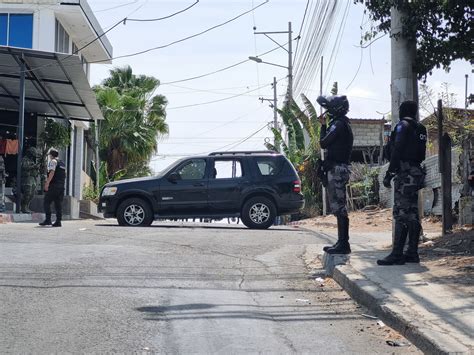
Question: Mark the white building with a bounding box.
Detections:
[0,0,112,216]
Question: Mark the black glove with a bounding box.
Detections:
[383,171,394,188]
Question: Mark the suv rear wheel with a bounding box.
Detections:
[241,196,276,229]
[117,197,153,227]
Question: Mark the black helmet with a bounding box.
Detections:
[316,95,349,116]
[399,100,418,119]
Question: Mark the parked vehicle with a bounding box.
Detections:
[98,151,304,229]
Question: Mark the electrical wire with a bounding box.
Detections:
[323,0,350,92]
[0,0,201,74]
[166,78,283,110]
[293,0,311,63]
[345,8,367,90]
[160,42,286,85]
[223,123,270,151]
[94,0,139,13]
[126,0,199,21]
[292,0,340,99]
[88,0,269,64]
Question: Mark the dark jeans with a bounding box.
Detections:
[44,185,64,220]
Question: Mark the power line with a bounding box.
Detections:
[160,42,286,85]
[166,78,284,110]
[323,1,350,92]
[126,0,199,22]
[293,0,310,62]
[102,78,282,113]
[88,0,269,64]
[94,0,139,13]
[0,0,201,74]
[223,123,269,151]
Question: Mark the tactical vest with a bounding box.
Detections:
[385,118,427,163]
[50,159,66,187]
[326,117,354,164]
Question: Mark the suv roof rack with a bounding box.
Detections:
[209,150,279,156]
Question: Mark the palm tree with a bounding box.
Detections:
[94,66,168,178]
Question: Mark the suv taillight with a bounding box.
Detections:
[293,180,301,193]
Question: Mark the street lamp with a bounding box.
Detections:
[251,22,293,102]
[248,56,289,70]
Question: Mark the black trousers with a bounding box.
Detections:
[44,185,64,220]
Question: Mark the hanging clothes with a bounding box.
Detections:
[5,139,18,155]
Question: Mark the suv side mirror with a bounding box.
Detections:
[168,171,180,183]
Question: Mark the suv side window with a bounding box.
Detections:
[255,158,281,176]
[176,159,207,180]
[213,159,242,179]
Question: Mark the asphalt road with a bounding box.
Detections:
[0,220,419,354]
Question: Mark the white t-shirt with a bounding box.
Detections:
[47,158,57,173]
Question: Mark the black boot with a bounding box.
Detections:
[323,217,343,251]
[323,242,339,252]
[52,220,62,227]
[404,221,421,263]
[377,222,408,265]
[39,219,52,226]
[327,216,351,254]
[39,215,52,226]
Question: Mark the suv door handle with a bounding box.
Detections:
[193,183,205,187]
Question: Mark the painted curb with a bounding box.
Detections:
[302,227,470,354]
[332,263,470,355]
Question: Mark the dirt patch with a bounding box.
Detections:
[298,208,442,235]
[419,228,474,288]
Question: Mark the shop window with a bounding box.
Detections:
[0,14,33,48]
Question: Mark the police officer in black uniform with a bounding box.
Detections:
[378,100,427,265]
[39,148,66,227]
[317,95,354,254]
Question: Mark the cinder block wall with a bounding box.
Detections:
[378,151,461,215]
[351,122,382,148]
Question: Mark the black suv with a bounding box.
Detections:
[98,151,304,229]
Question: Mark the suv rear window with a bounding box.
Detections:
[255,157,282,176]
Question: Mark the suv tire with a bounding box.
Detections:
[241,196,276,229]
[117,197,154,227]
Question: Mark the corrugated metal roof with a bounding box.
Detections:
[0,46,103,121]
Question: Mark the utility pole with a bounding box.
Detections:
[320,56,327,216]
[259,77,279,151]
[390,6,417,124]
[287,21,293,103]
[462,74,470,197]
[94,119,100,191]
[390,5,418,242]
[253,22,293,103]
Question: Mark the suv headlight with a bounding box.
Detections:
[102,186,118,196]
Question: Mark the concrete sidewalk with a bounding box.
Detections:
[303,226,473,354]
[0,212,45,224]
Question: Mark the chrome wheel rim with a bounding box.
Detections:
[249,203,270,224]
[124,204,145,225]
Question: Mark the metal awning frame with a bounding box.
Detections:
[0,47,101,212]
[0,47,96,123]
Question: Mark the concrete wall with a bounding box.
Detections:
[378,151,462,216]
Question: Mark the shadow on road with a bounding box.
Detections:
[93,223,299,232]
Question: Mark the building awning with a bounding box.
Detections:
[0,46,104,122]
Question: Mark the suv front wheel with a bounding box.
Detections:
[241,196,276,229]
[117,197,154,227]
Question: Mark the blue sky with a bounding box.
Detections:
[88,0,472,172]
